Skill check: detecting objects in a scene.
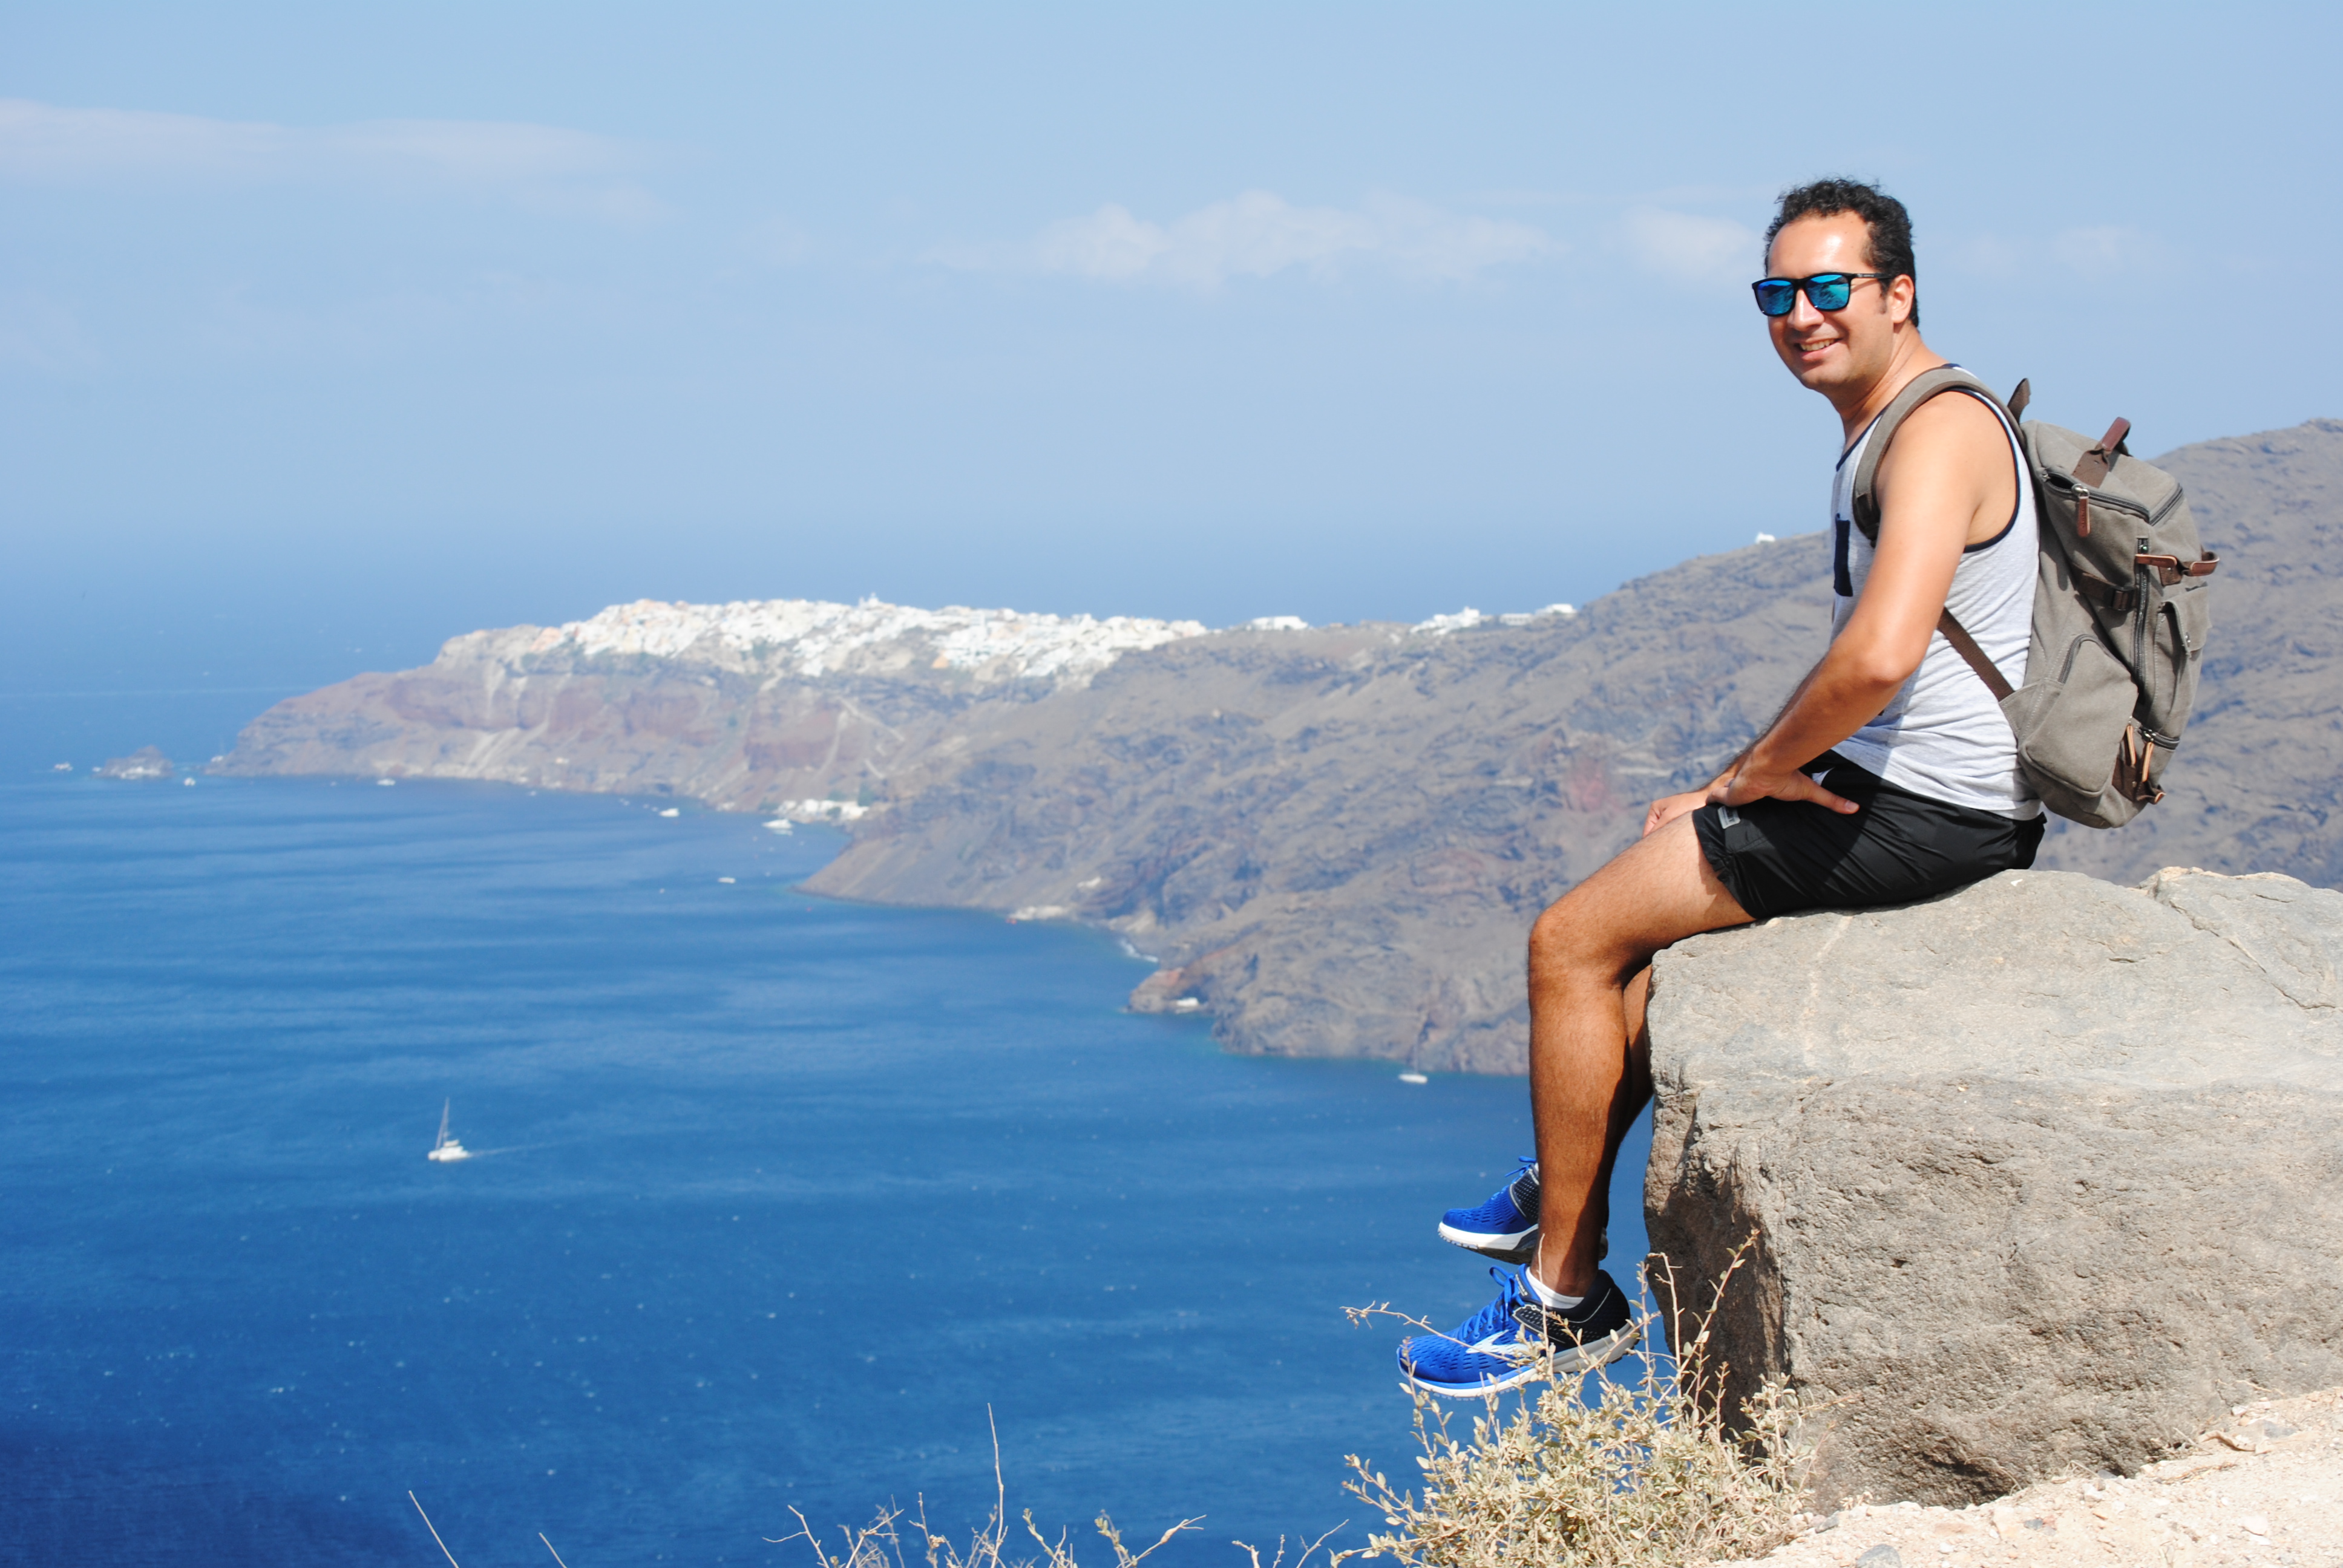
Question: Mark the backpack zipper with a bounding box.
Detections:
[2060,476,2186,528]
[2056,630,2098,684]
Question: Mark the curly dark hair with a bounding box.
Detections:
[1763,178,1918,329]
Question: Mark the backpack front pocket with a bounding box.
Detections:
[2007,632,2138,808]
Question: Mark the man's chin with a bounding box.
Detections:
[1792,357,1853,394]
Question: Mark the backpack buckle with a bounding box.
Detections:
[2135,550,2220,587]
[2075,571,2135,616]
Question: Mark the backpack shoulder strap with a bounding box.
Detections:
[1849,365,2009,543]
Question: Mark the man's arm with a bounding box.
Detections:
[1642,392,2011,836]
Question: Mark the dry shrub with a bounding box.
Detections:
[1335,1249,1807,1568]
[769,1498,1199,1568]
[768,1413,1340,1568]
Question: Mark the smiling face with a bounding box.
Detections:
[1763,211,1916,407]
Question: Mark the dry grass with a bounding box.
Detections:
[1333,1250,1809,1568]
[768,1497,1202,1568]
[768,1413,1343,1568]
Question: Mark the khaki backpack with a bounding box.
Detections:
[1850,366,2220,828]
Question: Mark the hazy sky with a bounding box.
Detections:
[5,2,2338,697]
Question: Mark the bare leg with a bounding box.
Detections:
[1584,964,1656,1264]
[1525,812,1749,1296]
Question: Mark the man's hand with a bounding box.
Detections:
[1642,791,1709,837]
[1711,757,1858,815]
[1642,760,1860,840]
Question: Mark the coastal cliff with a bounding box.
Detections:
[215,419,2343,1070]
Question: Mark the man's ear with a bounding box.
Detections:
[1886,273,1915,326]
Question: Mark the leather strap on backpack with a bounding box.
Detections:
[2070,417,2133,488]
[1933,607,2014,702]
[2114,723,2166,807]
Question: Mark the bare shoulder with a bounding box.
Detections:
[1884,384,1996,464]
[1876,382,2014,538]
[1882,385,2007,477]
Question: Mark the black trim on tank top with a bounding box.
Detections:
[1953,388,2025,554]
[1962,514,2017,554]
[1835,408,1885,472]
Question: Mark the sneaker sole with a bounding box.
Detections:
[1404,1322,1640,1399]
[1437,1220,1538,1264]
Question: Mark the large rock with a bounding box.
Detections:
[1644,867,2343,1508]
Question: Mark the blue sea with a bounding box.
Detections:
[1,716,1653,1567]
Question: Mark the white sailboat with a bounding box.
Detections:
[427,1099,472,1163]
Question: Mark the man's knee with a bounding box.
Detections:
[1528,892,1602,987]
[1527,825,1703,987]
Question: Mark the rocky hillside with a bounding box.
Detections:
[215,419,2343,1071]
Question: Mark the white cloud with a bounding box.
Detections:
[1034,203,1174,279]
[2051,225,2168,279]
[1003,189,1561,288]
[0,99,663,220]
[1616,207,1761,285]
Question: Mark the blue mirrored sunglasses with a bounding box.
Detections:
[1751,272,1891,316]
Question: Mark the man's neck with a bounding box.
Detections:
[1834,332,1946,445]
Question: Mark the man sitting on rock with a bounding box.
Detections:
[1399,178,2046,1395]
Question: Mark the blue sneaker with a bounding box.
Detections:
[1396,1268,1638,1398]
[1438,1159,1541,1264]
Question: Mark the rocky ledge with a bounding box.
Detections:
[1645,867,2343,1509]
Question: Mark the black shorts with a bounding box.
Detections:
[1693,753,2045,922]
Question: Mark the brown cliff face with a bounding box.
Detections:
[218,636,970,811]
[797,543,1837,1072]
[215,420,2343,1071]
[213,546,1835,1071]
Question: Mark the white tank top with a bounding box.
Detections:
[1829,385,2042,820]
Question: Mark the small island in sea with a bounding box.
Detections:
[96,746,175,780]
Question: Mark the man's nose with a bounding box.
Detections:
[1785,288,1825,331]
